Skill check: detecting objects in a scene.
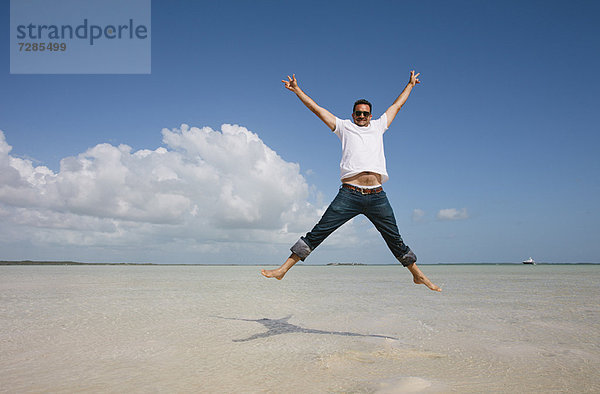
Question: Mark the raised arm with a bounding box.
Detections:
[282,74,336,131]
[384,70,420,128]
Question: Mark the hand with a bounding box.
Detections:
[408,70,420,87]
[282,74,300,92]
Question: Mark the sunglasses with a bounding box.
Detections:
[354,111,371,117]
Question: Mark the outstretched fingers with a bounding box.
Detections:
[281,74,298,91]
[410,70,421,85]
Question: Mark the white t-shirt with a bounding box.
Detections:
[333,113,389,183]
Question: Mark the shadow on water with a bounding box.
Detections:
[214,315,398,342]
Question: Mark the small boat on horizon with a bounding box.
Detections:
[522,257,536,265]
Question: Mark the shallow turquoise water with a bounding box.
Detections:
[1,264,599,392]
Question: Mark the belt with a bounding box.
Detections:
[342,184,383,194]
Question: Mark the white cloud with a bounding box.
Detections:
[412,208,426,223]
[0,126,328,262]
[436,208,469,221]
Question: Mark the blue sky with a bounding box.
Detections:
[1,0,599,264]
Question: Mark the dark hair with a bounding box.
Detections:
[353,99,372,113]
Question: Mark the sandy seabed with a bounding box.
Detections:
[1,264,599,393]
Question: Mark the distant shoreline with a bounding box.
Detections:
[1,261,598,266]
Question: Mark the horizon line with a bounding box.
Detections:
[1,260,599,266]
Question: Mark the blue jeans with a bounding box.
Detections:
[291,185,414,266]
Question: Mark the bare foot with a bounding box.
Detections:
[261,268,286,280]
[407,263,442,292]
[261,254,300,280]
[413,274,442,292]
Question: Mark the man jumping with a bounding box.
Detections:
[262,71,441,292]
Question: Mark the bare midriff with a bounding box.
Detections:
[341,171,382,187]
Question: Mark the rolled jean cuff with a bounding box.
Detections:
[397,249,417,267]
[290,237,312,261]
